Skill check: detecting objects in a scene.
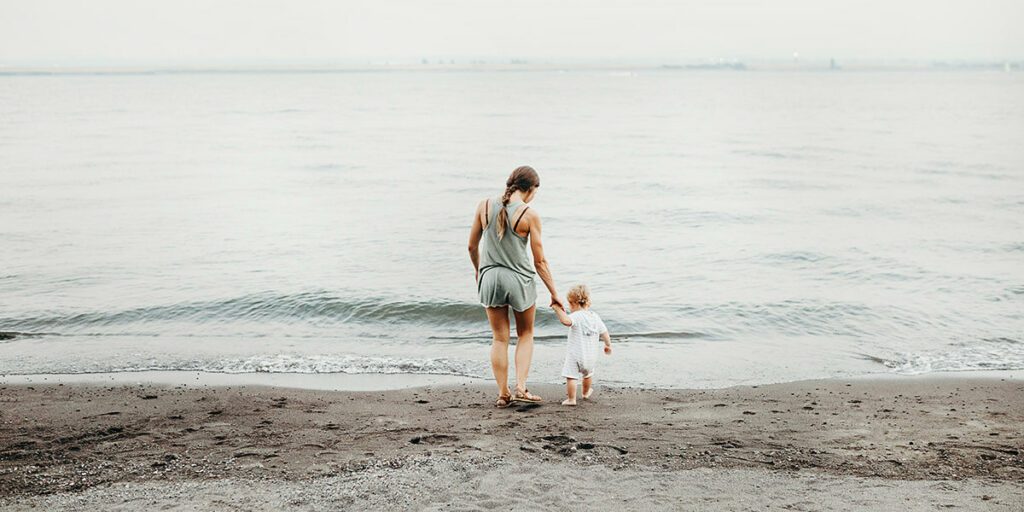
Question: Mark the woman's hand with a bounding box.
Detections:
[550,295,564,309]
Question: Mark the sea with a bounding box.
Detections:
[1,68,1022,388]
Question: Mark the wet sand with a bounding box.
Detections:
[1,375,1022,510]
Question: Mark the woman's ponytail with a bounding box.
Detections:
[495,182,516,240]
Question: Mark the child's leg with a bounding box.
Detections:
[582,376,593,399]
[562,378,577,405]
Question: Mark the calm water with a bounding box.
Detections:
[1,69,1022,388]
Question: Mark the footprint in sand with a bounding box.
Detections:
[513,403,542,412]
[532,435,629,456]
[409,434,459,445]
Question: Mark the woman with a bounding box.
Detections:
[468,165,562,407]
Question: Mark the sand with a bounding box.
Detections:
[1,375,1022,510]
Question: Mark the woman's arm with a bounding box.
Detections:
[527,211,562,307]
[468,200,486,281]
[551,304,573,326]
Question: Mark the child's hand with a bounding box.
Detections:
[604,345,612,355]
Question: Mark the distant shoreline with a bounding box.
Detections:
[1,61,1021,76]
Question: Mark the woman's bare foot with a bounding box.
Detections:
[561,398,577,406]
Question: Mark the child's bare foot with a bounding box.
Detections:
[561,398,577,406]
[582,389,594,399]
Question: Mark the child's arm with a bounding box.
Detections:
[551,304,573,327]
[601,331,612,354]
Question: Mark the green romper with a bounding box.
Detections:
[478,197,537,312]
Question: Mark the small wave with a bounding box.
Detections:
[759,251,830,264]
[2,354,482,378]
[662,208,756,226]
[0,331,53,342]
[822,207,864,218]
[429,330,708,342]
[864,338,1024,374]
[746,178,832,191]
[697,300,917,339]
[0,292,491,332]
[206,354,479,376]
[304,163,353,171]
[733,149,798,160]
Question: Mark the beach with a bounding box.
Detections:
[1,374,1021,510]
[3,1,1022,509]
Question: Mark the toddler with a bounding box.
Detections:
[551,284,612,406]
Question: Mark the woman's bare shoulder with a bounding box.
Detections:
[522,206,541,222]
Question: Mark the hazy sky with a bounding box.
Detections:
[1,0,1021,64]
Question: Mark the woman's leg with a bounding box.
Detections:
[512,305,538,397]
[485,306,511,398]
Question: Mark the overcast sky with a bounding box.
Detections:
[1,0,1021,64]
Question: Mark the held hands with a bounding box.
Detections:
[550,295,565,310]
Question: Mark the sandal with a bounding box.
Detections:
[495,394,512,408]
[512,389,542,403]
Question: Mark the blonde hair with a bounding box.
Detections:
[566,284,591,308]
[496,166,540,240]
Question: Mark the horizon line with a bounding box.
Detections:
[1,60,1020,76]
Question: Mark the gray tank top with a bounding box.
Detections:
[479,197,536,279]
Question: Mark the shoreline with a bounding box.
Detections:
[1,374,1022,509]
[0,371,482,392]
[0,368,1019,392]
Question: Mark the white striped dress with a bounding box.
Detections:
[560,309,608,379]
